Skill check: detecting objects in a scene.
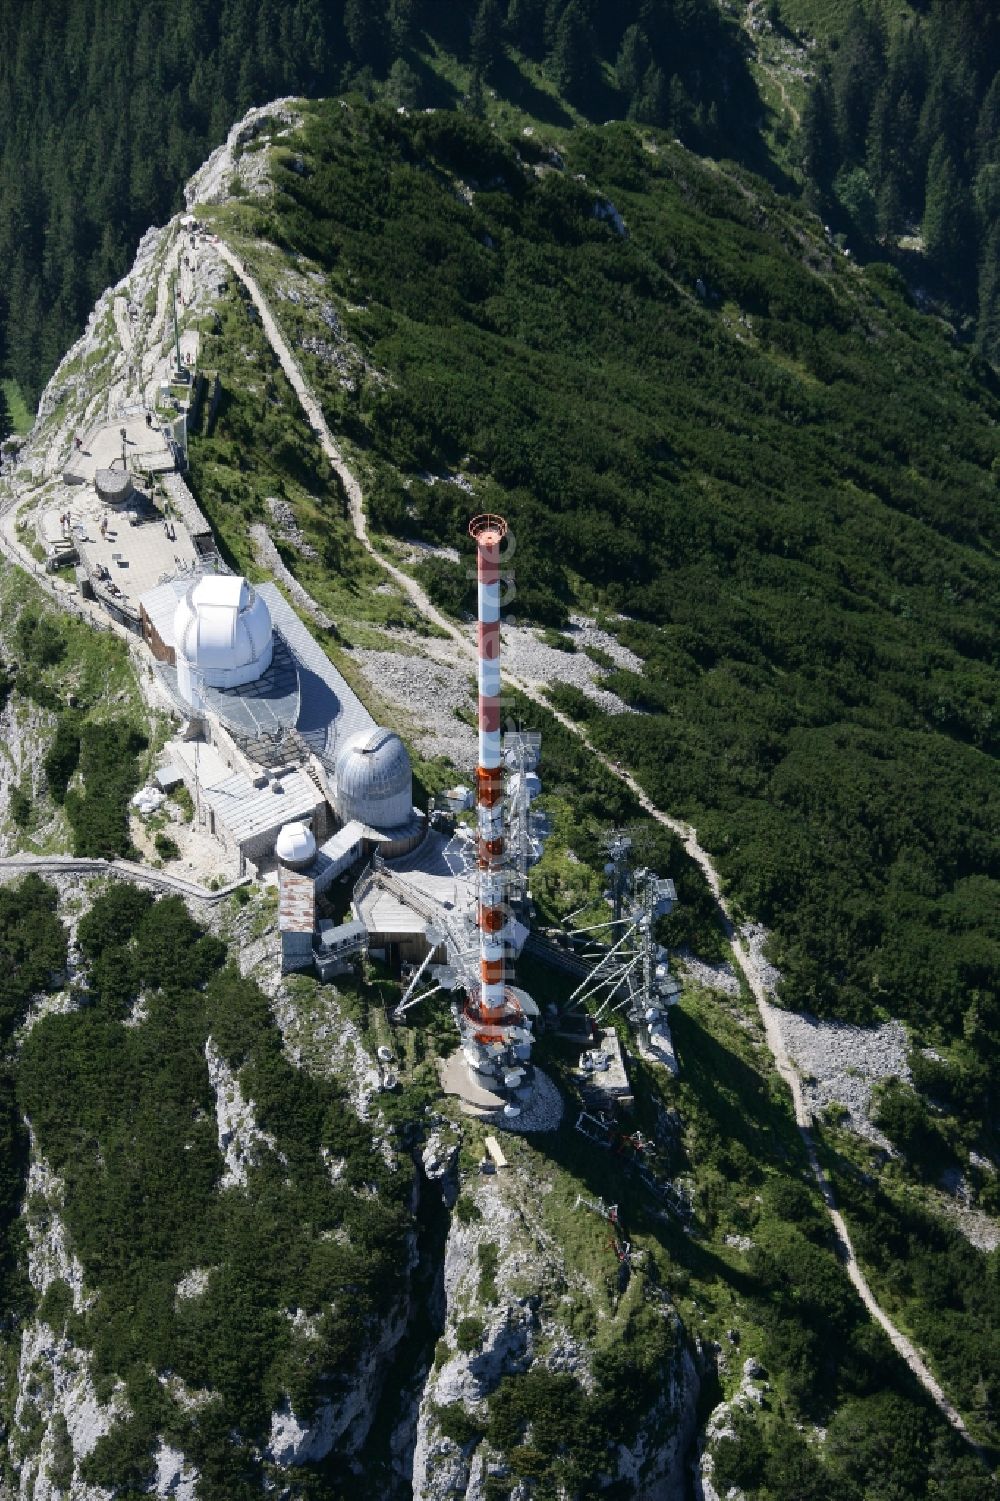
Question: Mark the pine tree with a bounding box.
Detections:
[875,172,904,242]
[544,0,565,56]
[976,221,1000,363]
[976,72,1000,170]
[916,61,978,181]
[668,74,693,137]
[548,1,595,106]
[387,57,421,109]
[631,63,668,128]
[344,0,388,71]
[834,165,877,241]
[866,82,893,191]
[615,24,650,100]
[923,141,975,280]
[388,0,419,52]
[799,67,837,194]
[471,0,504,79]
[464,68,486,118]
[831,2,886,166]
[891,90,921,221]
[974,163,1000,230]
[506,0,546,59]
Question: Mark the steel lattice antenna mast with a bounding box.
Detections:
[504,729,540,907]
[604,832,632,923]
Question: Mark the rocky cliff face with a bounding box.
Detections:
[694,1356,772,1501]
[11,1148,129,1501]
[411,1157,700,1501]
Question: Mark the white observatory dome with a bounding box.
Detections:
[275,820,317,869]
[174,574,273,707]
[334,727,413,830]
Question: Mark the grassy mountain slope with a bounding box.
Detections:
[224,100,997,1051]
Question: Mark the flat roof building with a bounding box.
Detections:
[279,867,315,974]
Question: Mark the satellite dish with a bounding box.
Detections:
[432,965,459,990]
[425,924,444,948]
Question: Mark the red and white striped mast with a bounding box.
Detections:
[469,513,508,1020]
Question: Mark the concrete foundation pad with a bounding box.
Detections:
[438,1050,564,1133]
[439,1050,505,1112]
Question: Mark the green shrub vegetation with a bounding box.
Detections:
[1,573,146,855]
[0,877,67,1329]
[64,721,147,859]
[629,984,996,1497]
[454,1193,482,1225]
[186,288,424,643]
[455,1315,485,1353]
[16,886,415,1495]
[42,713,81,804]
[826,1140,1000,1454]
[434,1400,484,1449]
[169,783,195,821]
[485,1311,680,1499]
[477,1241,500,1305]
[247,98,996,1085]
[153,830,180,861]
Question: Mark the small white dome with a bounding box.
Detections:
[333,726,413,829]
[174,574,273,707]
[275,820,316,868]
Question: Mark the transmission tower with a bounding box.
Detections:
[558,834,681,1070]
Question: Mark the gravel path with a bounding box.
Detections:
[0,853,248,905]
[212,235,987,1458]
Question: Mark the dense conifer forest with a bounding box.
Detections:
[0,0,750,412]
[796,0,1000,360]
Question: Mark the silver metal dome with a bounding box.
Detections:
[333,727,413,830]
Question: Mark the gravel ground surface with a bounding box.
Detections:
[675,949,741,998]
[352,611,645,771]
[266,495,317,559]
[738,921,784,996]
[352,642,478,768]
[566,613,644,670]
[497,1068,564,1132]
[935,1194,1000,1253]
[500,619,637,715]
[777,1013,910,1144]
[399,537,461,565]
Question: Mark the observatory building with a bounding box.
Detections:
[139,562,426,875]
[332,727,414,830]
[173,574,273,708]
